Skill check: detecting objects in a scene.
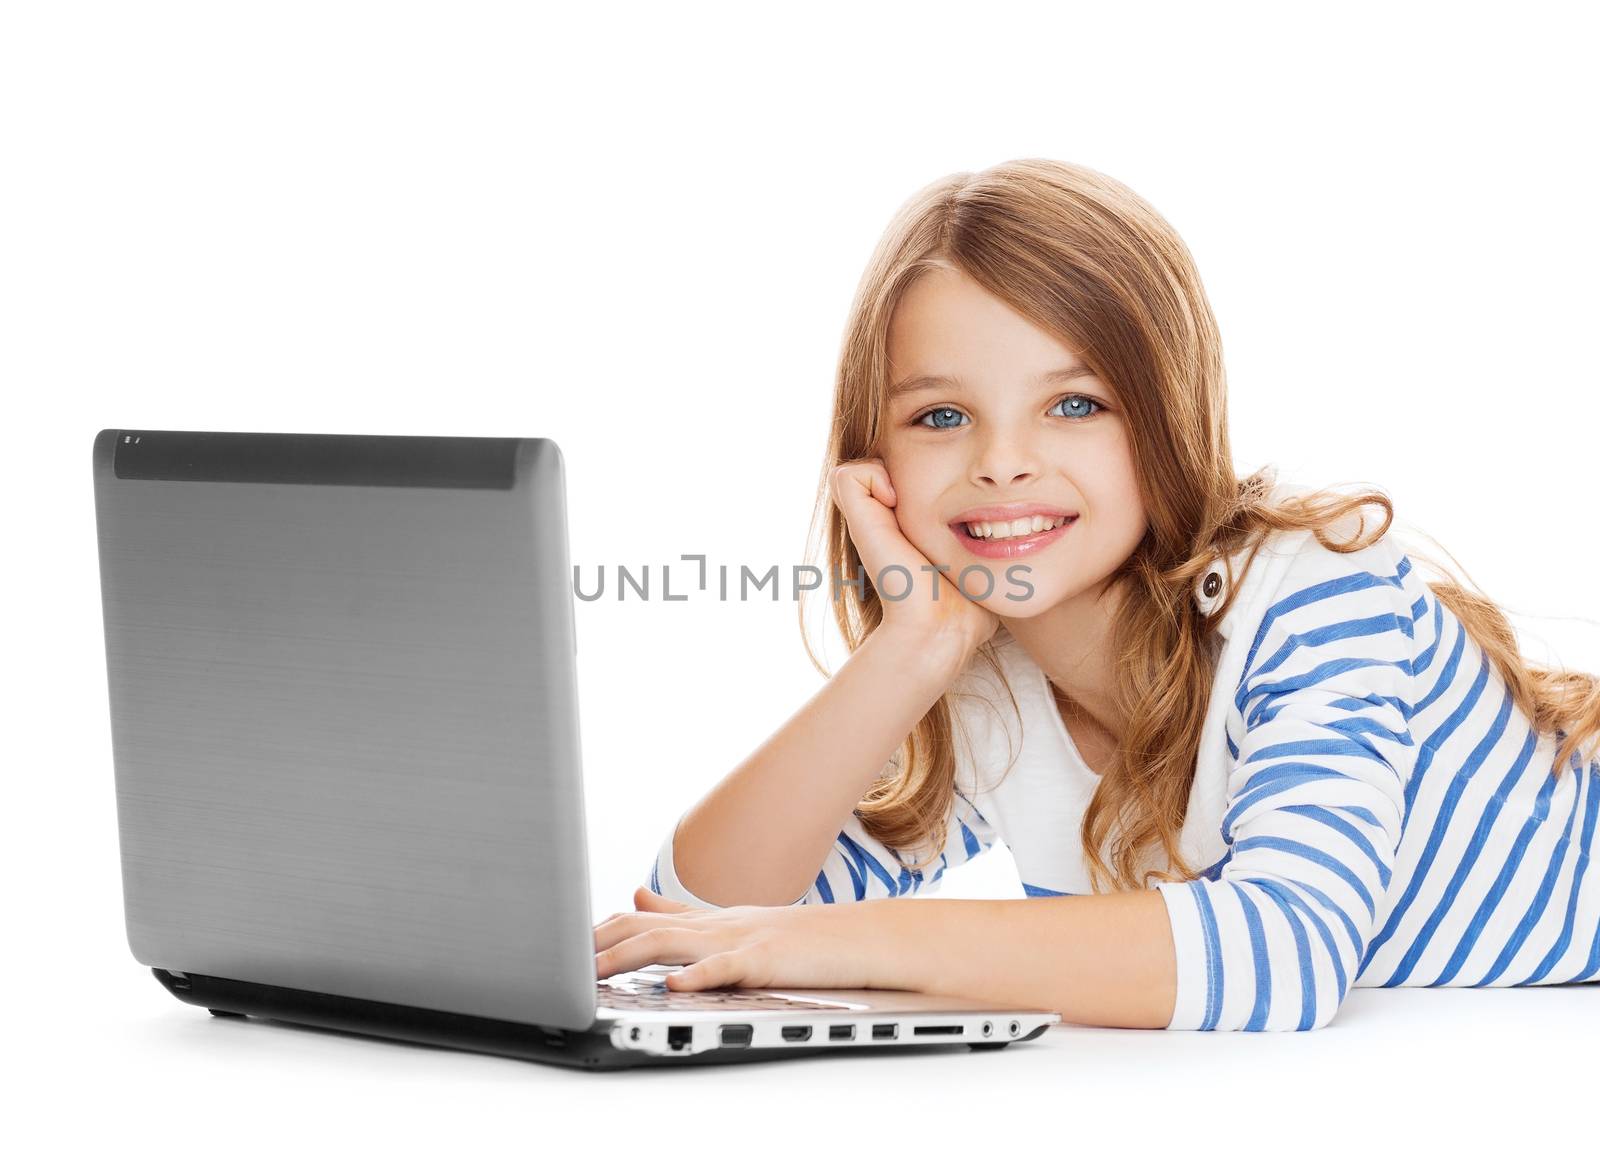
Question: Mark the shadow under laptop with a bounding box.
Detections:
[214,1011,1022,1071]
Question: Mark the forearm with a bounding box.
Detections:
[856,890,1178,1030]
[672,624,969,907]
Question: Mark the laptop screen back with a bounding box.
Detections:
[92,430,595,1030]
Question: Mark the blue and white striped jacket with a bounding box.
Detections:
[646,520,1600,1030]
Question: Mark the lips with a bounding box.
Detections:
[948,502,1078,526]
[954,515,1077,559]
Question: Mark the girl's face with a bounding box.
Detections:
[878,265,1148,618]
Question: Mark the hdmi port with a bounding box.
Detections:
[781,1025,812,1042]
[912,1024,963,1036]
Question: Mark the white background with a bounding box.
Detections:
[5,1,1596,1152]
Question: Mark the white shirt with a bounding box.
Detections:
[647,511,1600,1030]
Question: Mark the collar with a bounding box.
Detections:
[1191,480,1317,639]
[1192,527,1320,641]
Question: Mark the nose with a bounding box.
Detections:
[971,428,1041,488]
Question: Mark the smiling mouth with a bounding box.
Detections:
[958,514,1075,541]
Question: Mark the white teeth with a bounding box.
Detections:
[965,515,1071,540]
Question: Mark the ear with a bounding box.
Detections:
[634,885,696,913]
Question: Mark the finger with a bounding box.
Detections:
[596,926,712,980]
[857,459,896,507]
[832,459,895,511]
[633,885,696,913]
[592,908,665,947]
[594,911,677,953]
[665,950,746,992]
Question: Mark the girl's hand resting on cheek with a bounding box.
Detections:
[830,458,999,664]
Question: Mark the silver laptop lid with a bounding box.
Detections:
[91,430,596,1031]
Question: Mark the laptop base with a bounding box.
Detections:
[150,969,1038,1070]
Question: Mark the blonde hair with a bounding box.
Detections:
[797,158,1600,894]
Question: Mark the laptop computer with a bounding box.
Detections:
[91,428,1060,1070]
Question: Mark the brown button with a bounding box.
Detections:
[1202,571,1222,598]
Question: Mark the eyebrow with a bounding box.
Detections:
[887,364,1098,398]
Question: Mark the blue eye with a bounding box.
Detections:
[914,406,968,430]
[1049,394,1102,420]
[911,394,1103,429]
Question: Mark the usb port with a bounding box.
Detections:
[871,1023,897,1040]
[781,1025,812,1042]
[829,1024,855,1041]
[912,1024,963,1036]
[719,1024,753,1048]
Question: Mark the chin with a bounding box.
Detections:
[988,593,1062,620]
[930,552,1070,616]
[999,569,1085,617]
[949,569,1054,617]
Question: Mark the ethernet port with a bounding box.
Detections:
[667,1025,693,1051]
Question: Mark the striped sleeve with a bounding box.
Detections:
[1156,537,1421,1030]
[645,786,997,908]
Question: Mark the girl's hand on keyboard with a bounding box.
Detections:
[592,885,902,992]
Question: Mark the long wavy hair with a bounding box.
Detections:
[797,158,1600,894]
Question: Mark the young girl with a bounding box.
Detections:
[592,158,1600,1031]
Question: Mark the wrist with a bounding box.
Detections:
[835,896,927,991]
[867,619,976,688]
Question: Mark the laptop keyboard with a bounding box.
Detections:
[597,974,850,1011]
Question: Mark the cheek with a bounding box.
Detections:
[878,454,933,514]
[880,434,952,486]
[1077,442,1142,508]
[879,442,967,547]
[883,491,952,556]
[895,497,945,541]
